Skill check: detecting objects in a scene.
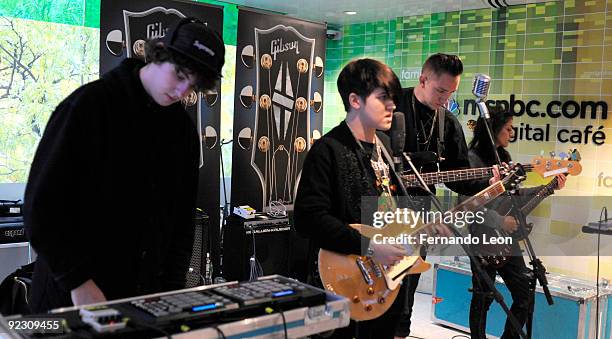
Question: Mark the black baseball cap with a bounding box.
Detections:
[163,17,225,78]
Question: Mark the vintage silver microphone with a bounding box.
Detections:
[472,73,491,119]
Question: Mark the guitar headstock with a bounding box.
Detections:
[502,163,527,192]
[530,150,582,178]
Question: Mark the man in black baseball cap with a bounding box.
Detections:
[142,17,226,105]
[163,18,225,77]
[25,18,226,312]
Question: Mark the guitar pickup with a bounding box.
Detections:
[368,260,383,278]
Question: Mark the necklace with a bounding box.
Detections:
[419,110,438,147]
[345,120,391,194]
[345,121,397,215]
[411,91,438,150]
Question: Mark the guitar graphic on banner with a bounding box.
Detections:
[248,25,316,211]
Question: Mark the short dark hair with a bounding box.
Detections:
[144,40,220,91]
[337,58,401,112]
[422,53,463,78]
[468,105,513,165]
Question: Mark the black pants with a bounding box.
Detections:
[469,255,533,339]
[394,255,425,338]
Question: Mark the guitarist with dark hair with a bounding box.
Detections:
[294,58,408,339]
[465,106,567,339]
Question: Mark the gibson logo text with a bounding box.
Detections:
[146,21,168,39]
[271,38,300,60]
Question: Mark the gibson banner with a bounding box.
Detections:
[99,0,223,277]
[231,8,326,212]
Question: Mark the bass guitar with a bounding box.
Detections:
[400,156,579,188]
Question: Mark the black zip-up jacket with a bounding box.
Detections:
[294,121,396,282]
[24,58,199,312]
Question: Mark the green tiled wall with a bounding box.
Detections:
[323,2,612,281]
[323,1,612,137]
[3,0,612,184]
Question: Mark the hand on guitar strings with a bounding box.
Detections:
[432,223,454,237]
[502,216,519,233]
[489,164,503,185]
[555,174,567,190]
[370,242,405,266]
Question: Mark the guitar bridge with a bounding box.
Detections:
[356,257,374,286]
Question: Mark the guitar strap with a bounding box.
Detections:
[378,137,420,211]
[378,137,402,191]
[370,136,397,211]
[437,107,446,159]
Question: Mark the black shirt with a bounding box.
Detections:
[395,87,485,197]
[24,59,200,312]
[294,121,391,256]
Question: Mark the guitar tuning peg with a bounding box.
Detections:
[540,150,545,156]
[559,152,567,160]
[549,151,556,158]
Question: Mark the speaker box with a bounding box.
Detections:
[185,210,210,288]
[222,215,292,281]
[287,213,310,283]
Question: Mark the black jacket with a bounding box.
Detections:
[294,121,397,280]
[24,59,199,312]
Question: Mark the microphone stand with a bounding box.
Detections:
[401,151,528,339]
[216,138,233,283]
[478,99,552,339]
